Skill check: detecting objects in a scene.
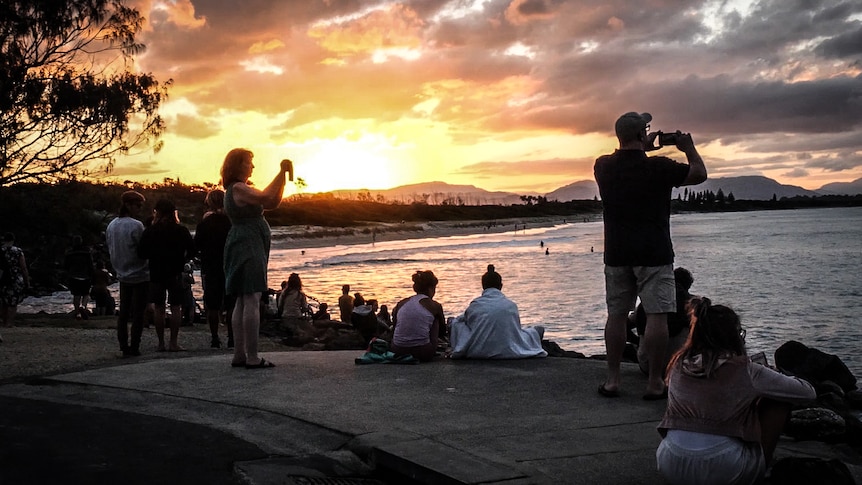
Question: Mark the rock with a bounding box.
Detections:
[541,340,586,358]
[768,457,854,485]
[775,341,857,393]
[786,407,846,441]
[846,390,862,410]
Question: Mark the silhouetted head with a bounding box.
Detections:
[669,297,746,377]
[674,267,694,291]
[287,273,302,292]
[342,284,350,294]
[119,191,145,217]
[71,235,83,249]
[615,112,652,144]
[220,148,254,186]
[153,198,178,224]
[412,270,439,296]
[205,189,225,210]
[481,264,503,290]
[2,232,14,244]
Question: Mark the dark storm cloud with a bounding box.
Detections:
[133,0,862,182]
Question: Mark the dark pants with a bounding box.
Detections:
[117,281,148,352]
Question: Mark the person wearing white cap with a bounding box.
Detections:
[594,111,707,400]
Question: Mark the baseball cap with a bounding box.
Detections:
[615,112,652,141]
[121,190,145,205]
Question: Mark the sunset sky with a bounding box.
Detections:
[109,0,862,194]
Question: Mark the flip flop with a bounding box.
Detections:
[643,388,668,401]
[598,383,620,398]
[230,362,246,368]
[245,358,275,369]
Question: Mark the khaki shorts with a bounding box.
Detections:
[604,265,676,316]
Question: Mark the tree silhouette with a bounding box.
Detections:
[0,0,172,187]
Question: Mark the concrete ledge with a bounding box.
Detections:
[373,438,528,485]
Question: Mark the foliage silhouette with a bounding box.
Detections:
[0,0,171,186]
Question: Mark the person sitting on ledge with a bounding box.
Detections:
[449,264,547,359]
[656,297,816,485]
[630,266,696,375]
[311,302,330,321]
[391,270,445,362]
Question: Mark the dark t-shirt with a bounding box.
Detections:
[594,149,690,266]
[194,213,231,275]
[138,222,196,284]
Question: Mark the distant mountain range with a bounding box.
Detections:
[325,176,862,203]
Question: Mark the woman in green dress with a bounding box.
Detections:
[220,148,293,369]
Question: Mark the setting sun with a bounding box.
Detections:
[97,0,862,194]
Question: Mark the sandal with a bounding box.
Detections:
[245,358,275,369]
[598,383,620,398]
[230,362,246,368]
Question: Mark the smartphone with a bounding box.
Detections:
[750,351,768,366]
[658,132,678,146]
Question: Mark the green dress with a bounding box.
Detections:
[223,184,271,294]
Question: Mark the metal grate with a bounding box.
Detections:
[285,477,387,485]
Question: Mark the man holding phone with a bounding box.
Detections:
[594,112,707,400]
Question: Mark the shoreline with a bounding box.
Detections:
[269,215,588,250]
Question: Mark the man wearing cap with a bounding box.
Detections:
[594,112,706,400]
[105,191,150,357]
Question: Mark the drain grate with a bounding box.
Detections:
[285,477,387,485]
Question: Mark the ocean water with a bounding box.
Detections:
[21,207,862,378]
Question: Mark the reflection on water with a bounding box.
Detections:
[21,207,862,377]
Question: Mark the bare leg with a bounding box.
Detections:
[168,303,183,351]
[643,313,669,394]
[153,303,166,351]
[603,313,629,392]
[231,296,247,365]
[758,398,792,465]
[243,292,262,365]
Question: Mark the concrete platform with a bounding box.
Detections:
[0,351,858,484]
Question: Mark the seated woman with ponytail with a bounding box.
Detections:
[656,297,816,485]
[390,270,446,362]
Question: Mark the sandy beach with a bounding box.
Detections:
[0,314,287,383]
[269,215,587,250]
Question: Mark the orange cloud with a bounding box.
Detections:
[308,4,424,58]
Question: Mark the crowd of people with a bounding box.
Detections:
[1,116,824,482]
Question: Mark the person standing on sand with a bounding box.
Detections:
[138,198,196,352]
[0,232,30,330]
[63,235,95,320]
[221,148,293,369]
[105,191,149,357]
[338,284,353,323]
[594,112,706,400]
[194,189,234,349]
